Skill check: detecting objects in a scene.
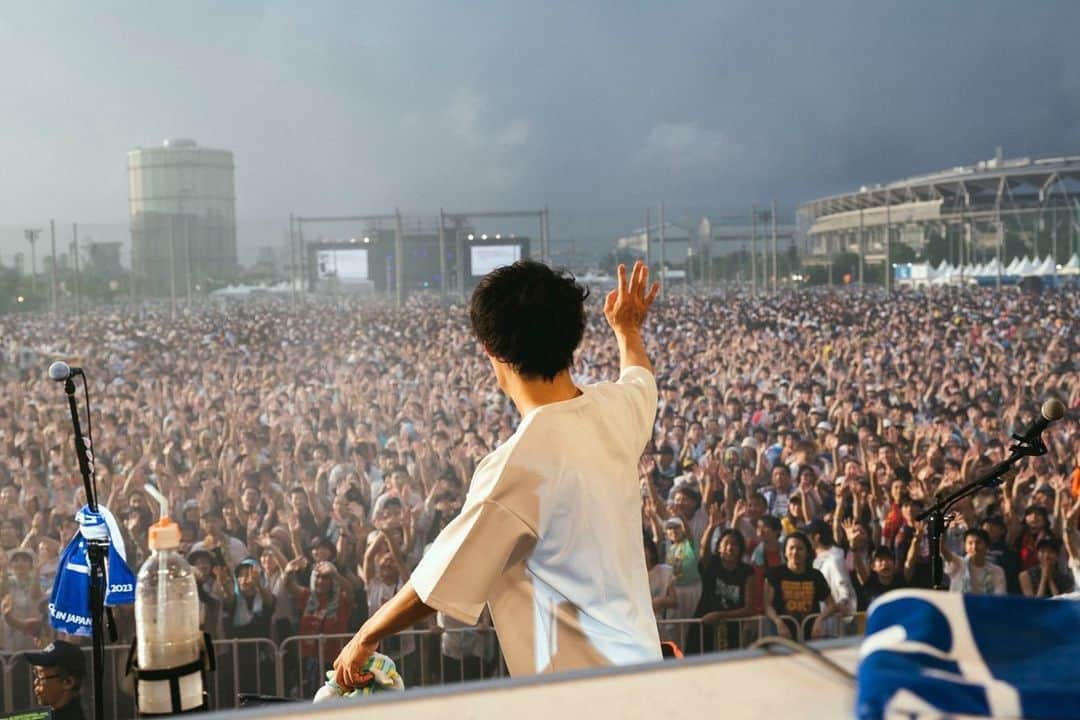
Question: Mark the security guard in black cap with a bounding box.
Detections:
[27,640,86,720]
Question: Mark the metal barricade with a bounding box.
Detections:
[278,627,509,699]
[797,612,866,642]
[278,632,354,701]
[0,614,873,715]
[3,637,276,719]
[656,617,704,653]
[203,637,280,711]
[3,644,134,720]
[431,626,504,685]
[657,616,772,655]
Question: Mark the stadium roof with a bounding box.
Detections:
[799,154,1080,236]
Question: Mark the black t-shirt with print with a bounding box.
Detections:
[688,558,753,654]
[695,557,753,615]
[765,565,830,621]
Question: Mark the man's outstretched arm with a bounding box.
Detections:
[333,581,434,688]
[605,260,660,375]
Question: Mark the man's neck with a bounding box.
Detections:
[504,369,582,417]
[53,691,76,711]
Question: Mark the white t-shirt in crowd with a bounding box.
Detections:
[944,556,1006,595]
[648,563,675,619]
[813,546,857,617]
[190,535,248,570]
[411,365,662,676]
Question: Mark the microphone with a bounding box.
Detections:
[48,361,83,382]
[1015,398,1066,443]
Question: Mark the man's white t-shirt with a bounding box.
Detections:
[813,546,857,618]
[411,365,662,676]
[944,556,1007,595]
[190,535,248,570]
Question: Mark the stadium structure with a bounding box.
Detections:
[798,152,1080,282]
[128,138,238,298]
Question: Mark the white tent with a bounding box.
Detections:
[1029,255,1057,276]
[1061,253,1080,275]
[981,258,1003,277]
[210,282,293,297]
[1004,257,1023,275]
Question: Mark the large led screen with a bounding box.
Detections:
[317,248,369,281]
[470,245,521,276]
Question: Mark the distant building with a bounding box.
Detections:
[616,217,796,264]
[87,241,124,278]
[128,138,237,295]
[798,153,1080,267]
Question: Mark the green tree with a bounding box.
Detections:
[889,241,917,266]
[924,227,949,266]
[599,247,643,275]
[0,267,45,314]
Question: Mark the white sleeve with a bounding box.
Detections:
[833,561,858,615]
[991,566,1007,596]
[944,556,962,586]
[411,497,536,625]
[822,558,856,616]
[615,365,659,452]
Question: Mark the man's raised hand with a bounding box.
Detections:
[604,260,660,337]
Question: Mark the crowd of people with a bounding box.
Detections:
[0,283,1077,691]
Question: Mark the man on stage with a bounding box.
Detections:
[334,259,661,683]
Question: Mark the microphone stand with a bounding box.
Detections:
[62,375,111,720]
[916,426,1049,590]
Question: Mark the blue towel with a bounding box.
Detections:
[49,505,137,636]
[857,589,1080,719]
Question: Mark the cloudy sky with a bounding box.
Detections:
[2,1,1079,232]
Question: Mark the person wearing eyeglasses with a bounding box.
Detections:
[26,640,85,720]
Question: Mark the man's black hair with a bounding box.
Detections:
[871,546,895,562]
[901,495,922,510]
[717,528,747,558]
[784,531,814,557]
[672,485,702,513]
[758,514,782,533]
[963,527,991,546]
[1035,537,1062,553]
[803,519,834,547]
[469,260,589,381]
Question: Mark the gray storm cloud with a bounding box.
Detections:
[1,0,1078,225]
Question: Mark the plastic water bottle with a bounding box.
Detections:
[135,485,204,714]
